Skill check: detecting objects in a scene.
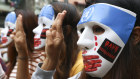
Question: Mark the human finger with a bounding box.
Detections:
[52,10,67,33]
[16,14,24,32]
[10,34,15,40]
[46,30,53,46]
[52,30,56,38]
[56,10,67,33]
[10,33,18,42]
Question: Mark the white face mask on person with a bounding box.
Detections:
[33,5,55,50]
[77,3,136,77]
[1,12,16,47]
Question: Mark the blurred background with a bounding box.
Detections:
[0,0,86,28]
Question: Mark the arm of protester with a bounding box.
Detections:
[41,10,67,71]
[31,63,55,79]
[10,14,30,79]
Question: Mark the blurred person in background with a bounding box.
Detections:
[58,0,86,13]
[1,10,45,79]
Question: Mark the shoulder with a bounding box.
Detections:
[68,72,82,79]
[70,51,84,77]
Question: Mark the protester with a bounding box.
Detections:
[33,2,84,79]
[2,10,45,79]
[12,2,83,79]
[77,0,140,79]
[31,0,140,79]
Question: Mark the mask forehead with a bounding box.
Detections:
[39,5,55,21]
[78,3,136,44]
[4,12,16,29]
[34,4,55,36]
[5,12,16,24]
[1,12,16,47]
[37,5,55,29]
[40,17,54,29]
[33,5,55,49]
[3,12,16,35]
[36,4,55,35]
[5,22,16,29]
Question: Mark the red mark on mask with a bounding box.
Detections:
[83,55,102,72]
[2,37,8,44]
[94,36,97,41]
[34,38,41,47]
[104,40,119,53]
[94,36,98,51]
[82,50,87,54]
[95,42,98,46]
[94,48,96,51]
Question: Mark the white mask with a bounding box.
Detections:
[33,5,55,49]
[77,3,136,77]
[1,12,16,47]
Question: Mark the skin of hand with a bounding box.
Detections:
[41,10,67,70]
[10,14,28,58]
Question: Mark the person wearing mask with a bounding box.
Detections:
[12,2,84,79]
[1,10,45,79]
[33,0,140,79]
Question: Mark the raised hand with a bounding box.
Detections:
[10,14,30,79]
[41,10,67,70]
[10,14,28,58]
[45,10,67,61]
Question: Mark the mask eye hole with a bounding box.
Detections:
[8,26,10,29]
[80,28,85,33]
[43,24,46,27]
[92,25,105,35]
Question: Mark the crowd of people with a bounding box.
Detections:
[0,0,140,79]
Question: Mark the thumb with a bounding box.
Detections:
[10,34,16,41]
[46,30,53,46]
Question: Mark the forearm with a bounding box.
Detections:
[16,58,30,79]
[32,63,55,79]
[16,50,30,79]
[41,58,57,71]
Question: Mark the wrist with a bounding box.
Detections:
[41,58,58,70]
[17,56,28,60]
[18,50,28,57]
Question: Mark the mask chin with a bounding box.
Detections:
[1,37,13,47]
[34,45,44,50]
